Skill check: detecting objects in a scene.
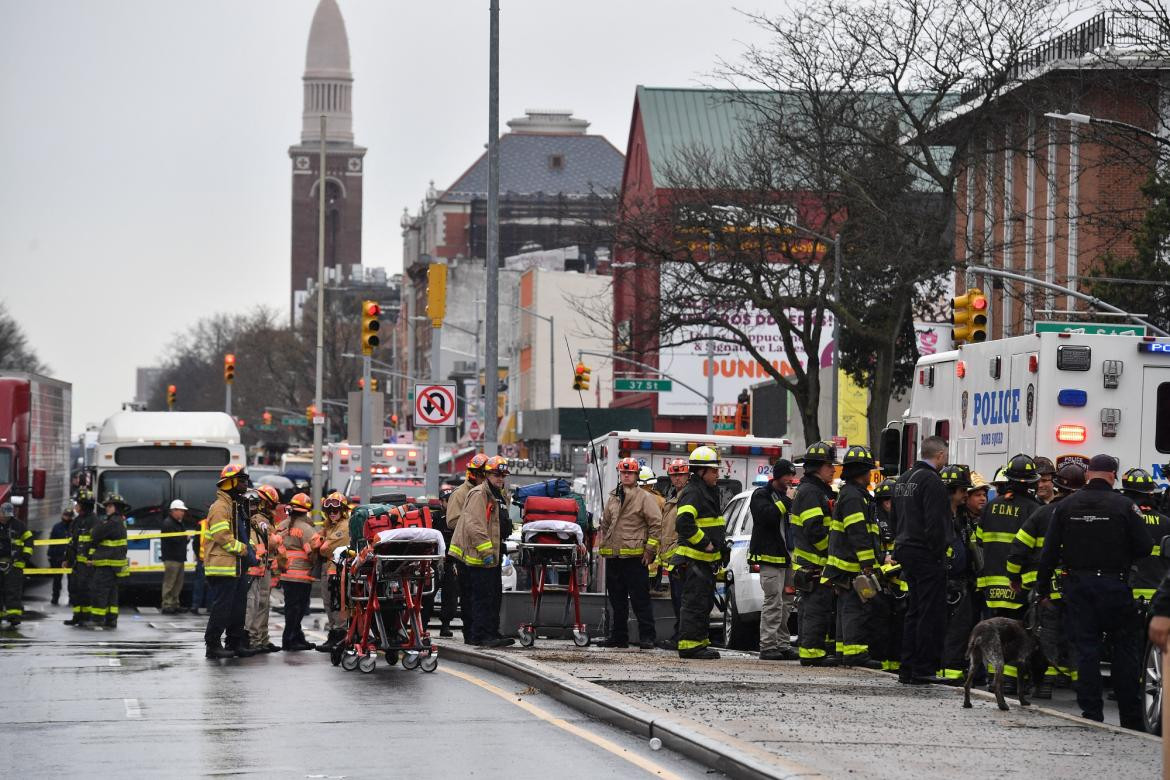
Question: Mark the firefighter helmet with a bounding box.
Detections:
[217,463,247,486]
[666,458,689,476]
[1054,463,1087,493]
[76,488,95,505]
[968,471,990,493]
[802,441,838,466]
[638,466,656,485]
[289,493,312,513]
[1034,456,1056,477]
[255,484,280,507]
[466,453,489,474]
[939,464,973,490]
[102,492,130,511]
[1004,453,1040,484]
[874,478,896,500]
[617,457,640,474]
[322,491,348,511]
[688,446,721,469]
[484,456,510,475]
[842,445,875,468]
[1122,467,1158,495]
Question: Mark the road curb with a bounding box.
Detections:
[436,641,825,780]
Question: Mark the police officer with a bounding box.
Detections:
[89,494,128,629]
[65,489,97,626]
[791,441,839,667]
[1036,454,1151,730]
[893,435,951,685]
[751,459,797,660]
[937,464,977,683]
[673,446,725,660]
[1006,462,1085,697]
[1123,468,1170,605]
[0,503,32,626]
[821,446,882,669]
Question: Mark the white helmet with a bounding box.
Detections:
[169,499,189,511]
[638,466,656,486]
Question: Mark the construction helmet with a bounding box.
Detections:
[1003,453,1040,484]
[289,493,312,513]
[874,478,896,500]
[939,464,973,490]
[617,457,641,474]
[1122,467,1158,495]
[217,463,247,486]
[688,445,721,469]
[1034,456,1056,478]
[802,441,838,466]
[255,484,280,507]
[484,455,510,476]
[1053,463,1087,493]
[322,491,348,511]
[638,466,656,485]
[666,458,690,476]
[968,471,990,493]
[466,453,489,475]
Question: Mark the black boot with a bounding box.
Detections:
[315,629,345,652]
[64,612,87,626]
[205,642,234,660]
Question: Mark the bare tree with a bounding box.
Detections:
[0,302,47,374]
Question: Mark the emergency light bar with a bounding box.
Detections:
[1057,389,1087,407]
[1056,424,1087,443]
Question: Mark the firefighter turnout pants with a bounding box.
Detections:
[0,562,24,622]
[440,560,460,629]
[69,563,92,621]
[940,581,975,680]
[205,575,250,649]
[281,580,312,648]
[606,557,656,644]
[464,565,502,645]
[835,586,871,662]
[89,567,119,625]
[797,581,836,662]
[246,575,273,649]
[869,592,903,672]
[677,560,716,655]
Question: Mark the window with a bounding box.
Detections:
[902,423,919,470]
[98,470,170,530]
[174,471,222,520]
[114,446,230,467]
[549,154,564,171]
[717,479,743,509]
[1157,383,1170,453]
[0,448,11,485]
[723,499,744,534]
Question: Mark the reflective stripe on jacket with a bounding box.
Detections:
[600,485,662,558]
[203,491,246,577]
[656,493,681,570]
[1131,506,1170,600]
[673,478,723,563]
[449,482,500,567]
[790,474,833,569]
[89,514,127,568]
[275,514,320,583]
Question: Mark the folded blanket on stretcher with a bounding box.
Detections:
[521,520,584,545]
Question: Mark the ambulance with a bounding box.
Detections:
[881,331,1170,485]
[326,442,423,493]
[584,430,794,521]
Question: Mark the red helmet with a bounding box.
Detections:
[255,484,279,507]
[666,458,689,476]
[289,493,312,513]
[617,457,640,474]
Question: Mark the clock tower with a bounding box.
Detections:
[289,0,365,321]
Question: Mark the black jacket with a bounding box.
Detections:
[893,460,952,560]
[160,513,189,563]
[790,474,835,569]
[1037,480,1153,594]
[748,485,788,566]
[674,477,724,563]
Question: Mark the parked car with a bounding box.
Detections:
[719,488,764,650]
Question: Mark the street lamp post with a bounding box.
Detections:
[484,0,501,456]
[1045,111,1170,148]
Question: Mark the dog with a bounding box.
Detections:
[962,616,1034,711]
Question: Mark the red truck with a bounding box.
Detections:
[0,372,72,567]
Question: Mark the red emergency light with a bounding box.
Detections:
[956,361,966,378]
[1056,424,1087,443]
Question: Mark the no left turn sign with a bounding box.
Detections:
[414,383,457,427]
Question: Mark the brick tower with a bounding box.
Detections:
[288,0,365,321]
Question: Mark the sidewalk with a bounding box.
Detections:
[441,640,1159,779]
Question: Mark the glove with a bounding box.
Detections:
[243,545,258,569]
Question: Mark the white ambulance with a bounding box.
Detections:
[881,331,1170,485]
[584,430,794,522]
[326,442,424,493]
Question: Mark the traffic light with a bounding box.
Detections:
[573,363,591,391]
[306,404,317,422]
[166,384,177,410]
[360,300,381,355]
[223,353,236,384]
[426,263,448,327]
[951,289,989,345]
[262,410,272,426]
[371,377,378,392]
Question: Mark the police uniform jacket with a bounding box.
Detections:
[673,477,724,564]
[821,481,880,584]
[790,473,834,570]
[748,485,789,567]
[892,460,952,560]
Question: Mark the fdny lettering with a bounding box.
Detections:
[990,502,1020,518]
[971,389,1021,427]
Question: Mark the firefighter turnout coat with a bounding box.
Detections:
[203,490,247,578]
[600,485,662,558]
[449,482,503,568]
[445,479,476,533]
[821,482,880,584]
[790,474,834,571]
[672,478,724,564]
[977,489,1041,611]
[275,513,320,584]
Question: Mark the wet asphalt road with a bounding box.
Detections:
[1,584,715,779]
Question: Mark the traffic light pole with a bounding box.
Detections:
[425,325,442,498]
[360,355,372,505]
[483,0,500,456]
[225,383,231,416]
[575,349,714,423]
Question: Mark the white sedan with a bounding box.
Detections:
[719,487,765,650]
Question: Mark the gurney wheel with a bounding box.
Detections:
[420,654,438,673]
[358,654,376,674]
[401,651,421,670]
[341,651,359,672]
[572,630,590,648]
[518,627,536,647]
[330,644,344,667]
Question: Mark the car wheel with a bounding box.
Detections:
[722,590,754,651]
[1143,639,1162,736]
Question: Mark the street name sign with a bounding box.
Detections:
[614,378,673,392]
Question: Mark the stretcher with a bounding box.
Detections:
[515,497,590,648]
[333,505,444,674]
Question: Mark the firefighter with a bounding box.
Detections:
[975,453,1042,692]
[274,492,321,652]
[673,446,725,660]
[245,484,281,653]
[751,459,798,661]
[0,503,32,626]
[203,464,255,658]
[48,509,72,606]
[89,493,128,629]
[1124,468,1170,604]
[597,457,663,649]
[638,466,659,491]
[449,456,514,648]
[654,458,689,650]
[65,489,97,626]
[936,464,977,682]
[820,446,882,668]
[449,453,487,644]
[870,477,904,672]
[316,490,351,653]
[791,441,839,667]
[436,484,460,637]
[1034,457,1057,504]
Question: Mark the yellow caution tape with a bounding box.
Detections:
[34,530,198,546]
[24,562,198,575]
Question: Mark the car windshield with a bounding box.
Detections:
[173,470,220,520]
[98,470,170,530]
[0,448,12,485]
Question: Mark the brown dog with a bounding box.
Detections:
[962,616,1033,711]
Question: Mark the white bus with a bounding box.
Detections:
[95,411,246,588]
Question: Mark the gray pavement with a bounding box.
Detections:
[0,589,717,779]
[477,643,1161,779]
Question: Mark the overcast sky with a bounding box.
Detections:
[0,0,772,433]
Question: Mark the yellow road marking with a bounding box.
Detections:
[440,665,682,779]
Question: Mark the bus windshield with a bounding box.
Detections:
[98,470,170,530]
[173,471,220,520]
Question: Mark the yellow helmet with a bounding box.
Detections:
[688,446,721,468]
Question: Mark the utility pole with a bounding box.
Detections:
[360,354,372,505]
[484,0,500,456]
[311,114,326,515]
[425,264,448,498]
[830,234,842,439]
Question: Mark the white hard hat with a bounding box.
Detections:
[170,499,189,511]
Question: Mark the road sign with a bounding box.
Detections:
[468,419,482,441]
[614,378,673,392]
[414,383,457,427]
[281,415,308,426]
[1035,321,1147,336]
